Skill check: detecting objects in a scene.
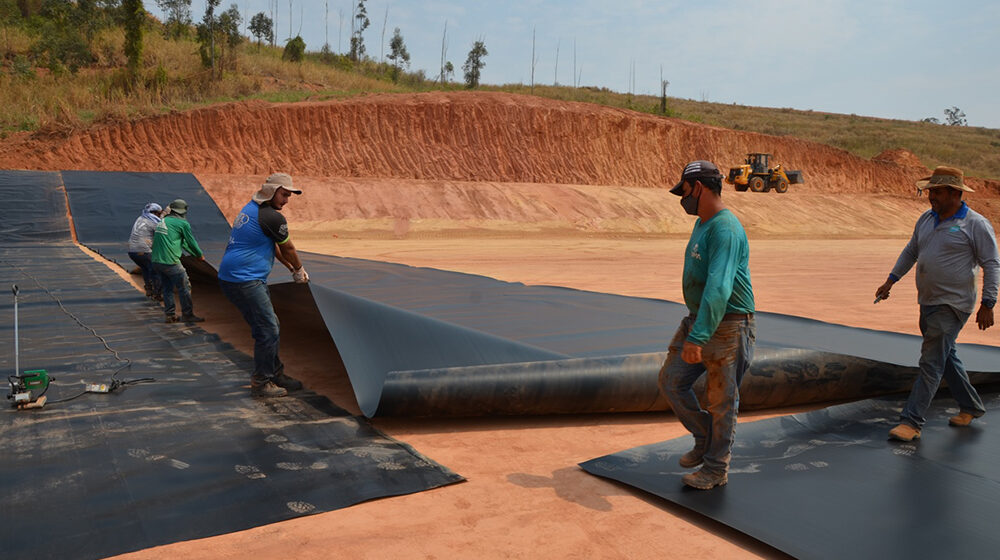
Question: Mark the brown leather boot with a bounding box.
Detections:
[251,379,288,398]
[888,423,921,441]
[681,468,728,490]
[949,412,976,427]
[678,446,705,468]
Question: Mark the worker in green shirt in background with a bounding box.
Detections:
[659,160,756,490]
[152,199,206,324]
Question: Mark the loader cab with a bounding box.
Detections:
[747,153,771,174]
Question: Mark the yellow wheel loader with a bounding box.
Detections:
[725,153,804,193]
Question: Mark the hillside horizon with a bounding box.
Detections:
[1,12,998,181]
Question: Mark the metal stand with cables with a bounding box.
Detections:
[4,261,157,409]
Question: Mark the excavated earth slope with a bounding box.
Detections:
[2,91,997,234]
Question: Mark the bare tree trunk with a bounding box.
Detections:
[439,20,448,84]
[380,5,388,65]
[210,14,216,79]
[271,0,276,47]
[572,38,576,88]
[631,59,636,95]
[553,38,559,86]
[660,66,664,113]
[350,1,355,61]
[530,27,536,93]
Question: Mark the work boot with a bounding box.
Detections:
[165,315,179,323]
[678,446,705,468]
[251,379,288,398]
[888,423,921,442]
[180,313,205,323]
[949,412,977,427]
[273,372,303,391]
[682,468,728,490]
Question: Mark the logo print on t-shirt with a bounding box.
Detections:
[278,224,288,238]
[690,243,702,261]
[233,213,250,229]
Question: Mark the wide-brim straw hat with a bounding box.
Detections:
[916,166,974,193]
[253,172,303,204]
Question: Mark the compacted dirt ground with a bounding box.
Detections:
[7,91,997,559]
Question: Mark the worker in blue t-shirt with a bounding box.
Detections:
[218,173,309,398]
[659,160,756,491]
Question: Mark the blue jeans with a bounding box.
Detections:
[659,315,756,474]
[128,251,161,294]
[153,262,193,317]
[900,304,985,428]
[219,279,284,382]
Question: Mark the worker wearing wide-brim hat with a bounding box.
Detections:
[875,165,1000,442]
[217,172,308,398]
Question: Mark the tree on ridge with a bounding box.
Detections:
[155,0,192,39]
[944,106,967,126]
[387,27,409,83]
[250,12,273,51]
[349,0,368,62]
[463,39,487,89]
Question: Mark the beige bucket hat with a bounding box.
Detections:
[916,166,974,193]
[253,172,303,204]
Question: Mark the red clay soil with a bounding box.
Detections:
[872,148,927,168]
[3,91,998,196]
[5,91,1000,559]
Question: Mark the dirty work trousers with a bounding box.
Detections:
[900,304,985,428]
[219,278,284,383]
[153,262,194,318]
[659,315,756,475]
[128,251,161,295]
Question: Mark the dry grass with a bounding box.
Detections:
[494,84,1000,180]
[0,33,403,138]
[0,25,32,58]
[2,28,998,180]
[664,97,1000,179]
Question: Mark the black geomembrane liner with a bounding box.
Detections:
[581,389,1000,560]
[0,171,461,560]
[59,171,1000,417]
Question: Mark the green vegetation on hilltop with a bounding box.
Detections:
[1,3,998,179]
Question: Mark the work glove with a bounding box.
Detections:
[292,266,309,284]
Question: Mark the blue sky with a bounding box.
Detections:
[148,1,1000,128]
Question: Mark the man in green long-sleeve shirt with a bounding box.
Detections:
[152,199,206,324]
[659,160,756,490]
